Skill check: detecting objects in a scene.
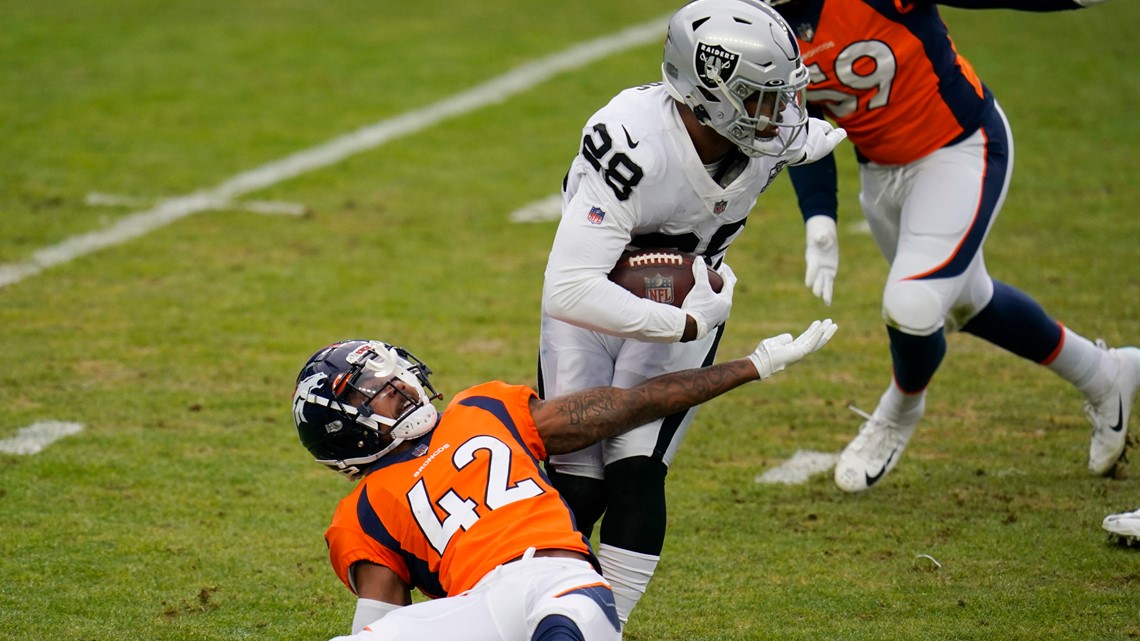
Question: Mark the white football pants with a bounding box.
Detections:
[539,313,721,479]
[331,554,621,641]
[860,103,1014,335]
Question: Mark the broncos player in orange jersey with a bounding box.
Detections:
[292,318,836,641]
[763,0,1137,492]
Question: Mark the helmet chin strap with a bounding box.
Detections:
[371,436,407,461]
[323,404,439,480]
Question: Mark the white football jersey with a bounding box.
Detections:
[542,83,799,342]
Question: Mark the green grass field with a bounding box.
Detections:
[1,2,1137,640]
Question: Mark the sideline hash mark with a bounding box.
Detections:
[755,449,838,485]
[0,421,85,455]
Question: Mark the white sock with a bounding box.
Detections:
[597,543,659,626]
[877,381,925,422]
[1045,327,1112,398]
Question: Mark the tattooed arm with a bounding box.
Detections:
[531,359,760,455]
[530,319,838,455]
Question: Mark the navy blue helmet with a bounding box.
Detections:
[292,340,441,479]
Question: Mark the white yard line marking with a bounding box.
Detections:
[754,449,838,485]
[0,15,669,291]
[86,192,308,217]
[0,421,84,455]
[508,194,564,223]
[239,200,308,217]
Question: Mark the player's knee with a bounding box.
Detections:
[531,614,586,641]
[600,457,668,553]
[882,280,945,336]
[530,588,621,641]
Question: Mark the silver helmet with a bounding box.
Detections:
[662,0,809,157]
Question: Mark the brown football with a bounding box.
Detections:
[607,249,723,308]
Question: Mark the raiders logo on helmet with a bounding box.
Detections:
[696,43,740,89]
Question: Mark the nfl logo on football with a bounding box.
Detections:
[644,274,674,304]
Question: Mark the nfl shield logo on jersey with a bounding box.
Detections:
[713,200,727,215]
[696,43,739,89]
[587,206,606,225]
[644,274,675,304]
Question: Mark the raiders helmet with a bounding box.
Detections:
[662,0,809,157]
[292,340,442,479]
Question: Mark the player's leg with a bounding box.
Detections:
[952,105,1138,475]
[593,325,725,625]
[959,279,1138,474]
[332,583,513,641]
[836,112,1008,492]
[332,556,621,641]
[539,316,620,536]
[522,556,622,641]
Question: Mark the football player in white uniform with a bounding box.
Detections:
[537,0,846,626]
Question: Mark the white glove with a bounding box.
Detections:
[681,260,737,341]
[804,215,838,306]
[748,319,839,379]
[792,118,847,166]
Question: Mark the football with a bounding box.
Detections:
[608,249,723,308]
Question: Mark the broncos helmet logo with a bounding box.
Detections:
[293,372,328,428]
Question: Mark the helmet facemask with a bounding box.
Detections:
[335,342,441,441]
[662,0,810,158]
[708,71,808,157]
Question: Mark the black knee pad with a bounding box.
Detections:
[600,456,668,554]
[546,463,607,538]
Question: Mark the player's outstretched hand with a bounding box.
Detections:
[681,260,737,341]
[804,215,839,306]
[748,319,838,379]
[793,118,847,166]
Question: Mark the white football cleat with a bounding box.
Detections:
[1085,344,1140,476]
[1102,507,1140,547]
[834,402,922,493]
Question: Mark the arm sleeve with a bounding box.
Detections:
[787,151,838,223]
[352,599,402,634]
[786,104,838,222]
[542,177,688,343]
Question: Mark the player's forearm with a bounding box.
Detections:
[541,359,758,454]
[544,278,686,342]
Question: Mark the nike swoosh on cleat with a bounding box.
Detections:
[864,449,897,487]
[622,125,639,149]
[1110,395,1125,432]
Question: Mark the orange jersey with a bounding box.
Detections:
[787,0,990,165]
[324,381,593,598]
